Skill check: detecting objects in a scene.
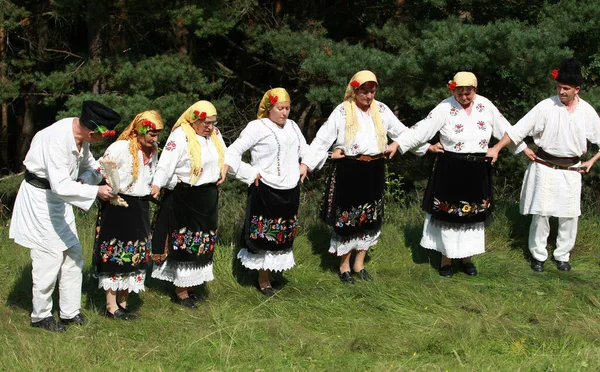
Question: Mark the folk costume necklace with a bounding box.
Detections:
[260,119,301,176]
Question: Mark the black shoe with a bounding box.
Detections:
[105,308,137,320]
[259,287,276,297]
[354,269,374,281]
[439,265,453,278]
[339,271,355,284]
[31,316,64,332]
[60,313,86,326]
[117,303,131,313]
[171,295,197,309]
[530,259,544,273]
[188,291,206,302]
[463,262,478,276]
[270,273,285,290]
[556,261,571,271]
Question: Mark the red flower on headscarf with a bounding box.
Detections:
[350,80,361,89]
[139,119,156,134]
[551,69,559,80]
[447,81,457,91]
[192,110,207,120]
[268,94,278,106]
[101,129,116,138]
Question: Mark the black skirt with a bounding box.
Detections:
[242,182,300,253]
[320,158,385,237]
[151,182,218,265]
[93,195,151,274]
[422,151,493,224]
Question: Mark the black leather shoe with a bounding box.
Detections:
[188,291,206,302]
[339,271,355,284]
[60,313,86,326]
[354,269,374,281]
[463,262,478,276]
[270,273,285,290]
[439,265,453,278]
[259,287,276,297]
[106,308,137,320]
[171,295,197,309]
[531,259,544,273]
[31,316,64,332]
[117,303,131,313]
[556,261,571,271]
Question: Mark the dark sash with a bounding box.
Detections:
[242,182,300,253]
[151,183,218,265]
[24,170,51,189]
[320,157,385,236]
[422,151,493,224]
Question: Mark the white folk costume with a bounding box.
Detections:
[507,95,600,262]
[226,88,309,272]
[94,111,164,293]
[399,89,524,259]
[302,71,429,256]
[151,101,225,287]
[9,101,120,323]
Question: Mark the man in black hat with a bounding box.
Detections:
[9,100,121,332]
[487,58,600,272]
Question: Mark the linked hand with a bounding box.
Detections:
[523,147,537,162]
[97,184,114,201]
[331,148,345,159]
[254,173,262,187]
[150,185,160,199]
[428,142,444,153]
[385,142,399,159]
[300,163,310,183]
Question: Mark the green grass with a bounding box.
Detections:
[1,187,600,371]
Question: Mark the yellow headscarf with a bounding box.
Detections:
[257,88,291,119]
[171,100,225,184]
[116,110,164,184]
[343,70,386,153]
[450,71,478,88]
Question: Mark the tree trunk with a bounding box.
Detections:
[87,0,105,94]
[17,86,38,170]
[0,26,7,170]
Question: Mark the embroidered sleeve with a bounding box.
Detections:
[397,103,445,155]
[153,132,183,188]
[225,122,260,173]
[302,109,341,170]
[488,101,526,154]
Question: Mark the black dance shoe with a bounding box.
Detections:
[530,259,544,273]
[259,287,276,297]
[60,313,86,326]
[31,316,64,332]
[339,271,355,284]
[354,269,374,281]
[171,295,197,309]
[556,261,571,271]
[106,308,136,320]
[188,291,206,302]
[462,262,478,276]
[439,265,453,278]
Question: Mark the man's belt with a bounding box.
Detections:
[535,148,580,170]
[24,170,51,189]
[346,154,386,162]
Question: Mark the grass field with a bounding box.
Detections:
[1,184,600,371]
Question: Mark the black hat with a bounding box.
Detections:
[80,100,121,131]
[555,58,583,86]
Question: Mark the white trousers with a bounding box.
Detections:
[30,245,83,322]
[528,215,578,262]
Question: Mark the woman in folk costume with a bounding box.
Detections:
[94,110,164,319]
[397,72,525,277]
[223,88,310,296]
[150,101,226,309]
[300,70,431,283]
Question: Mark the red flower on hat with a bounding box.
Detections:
[448,81,457,91]
[350,80,361,89]
[551,69,559,80]
[139,119,157,135]
[268,94,278,106]
[192,110,207,120]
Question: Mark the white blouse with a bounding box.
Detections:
[102,140,158,197]
[302,100,430,170]
[225,118,309,190]
[507,96,600,157]
[153,127,226,188]
[22,117,102,210]
[398,95,525,154]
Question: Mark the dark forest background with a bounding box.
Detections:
[3,0,600,203]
